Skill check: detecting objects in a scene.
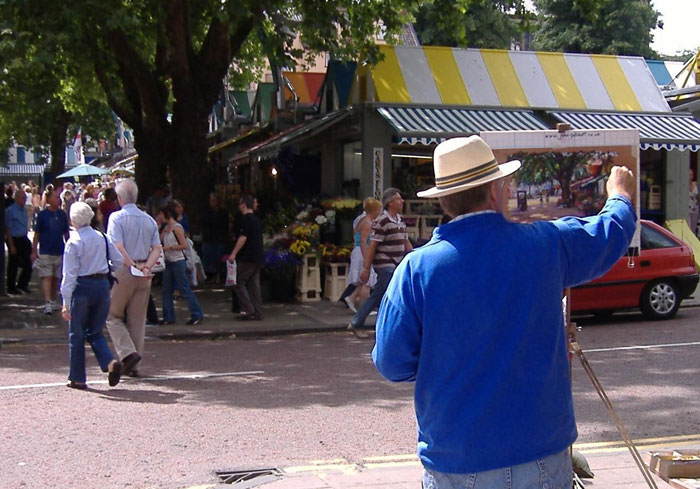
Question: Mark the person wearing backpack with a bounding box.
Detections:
[158,201,203,325]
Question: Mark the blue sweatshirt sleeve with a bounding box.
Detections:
[552,195,637,288]
[372,260,422,382]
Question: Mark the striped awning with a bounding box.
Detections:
[377,106,549,145]
[0,164,45,177]
[352,46,670,112]
[549,111,700,152]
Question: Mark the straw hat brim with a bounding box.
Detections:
[417,159,521,198]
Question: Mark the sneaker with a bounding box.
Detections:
[6,288,21,295]
[186,317,203,325]
[347,323,369,339]
[344,297,357,313]
[43,303,53,315]
[18,287,31,294]
[369,311,377,316]
[50,300,61,311]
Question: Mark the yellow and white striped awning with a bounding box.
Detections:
[351,46,670,113]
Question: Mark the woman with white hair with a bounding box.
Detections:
[61,202,124,390]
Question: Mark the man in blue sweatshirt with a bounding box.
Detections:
[372,135,637,489]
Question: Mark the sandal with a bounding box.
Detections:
[67,381,88,390]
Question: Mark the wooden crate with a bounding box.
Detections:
[323,262,349,302]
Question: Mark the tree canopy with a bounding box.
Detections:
[0,14,114,172]
[2,0,420,227]
[533,0,662,58]
[414,0,529,49]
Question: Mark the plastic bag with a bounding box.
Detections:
[225,260,237,287]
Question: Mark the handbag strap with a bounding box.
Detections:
[171,223,188,261]
[100,232,117,284]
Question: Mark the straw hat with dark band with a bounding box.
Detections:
[417,136,521,198]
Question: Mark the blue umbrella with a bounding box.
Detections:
[57,164,109,179]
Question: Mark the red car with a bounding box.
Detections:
[571,220,699,320]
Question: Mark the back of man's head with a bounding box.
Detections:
[116,179,138,205]
[240,194,255,210]
[438,184,490,218]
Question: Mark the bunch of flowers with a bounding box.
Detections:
[323,198,362,219]
[290,239,312,256]
[319,243,353,263]
[264,247,302,269]
[296,205,335,228]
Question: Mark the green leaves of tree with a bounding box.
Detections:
[533,0,661,58]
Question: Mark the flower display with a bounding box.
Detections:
[290,239,312,256]
[315,215,328,226]
[319,243,353,262]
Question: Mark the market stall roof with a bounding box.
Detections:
[0,164,45,177]
[646,60,685,88]
[549,111,700,152]
[208,127,263,154]
[323,61,357,109]
[251,83,276,124]
[239,107,355,163]
[377,105,549,145]
[282,71,325,105]
[232,90,255,118]
[351,46,669,112]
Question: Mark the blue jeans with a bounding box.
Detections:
[351,266,395,328]
[162,260,203,322]
[68,277,115,383]
[422,450,572,489]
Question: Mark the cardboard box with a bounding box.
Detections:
[649,450,700,481]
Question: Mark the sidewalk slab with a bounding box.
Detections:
[0,283,367,345]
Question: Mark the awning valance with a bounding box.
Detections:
[549,111,700,152]
[0,164,45,177]
[377,106,549,145]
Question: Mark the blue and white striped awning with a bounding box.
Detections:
[549,111,700,152]
[377,106,550,145]
[0,164,45,177]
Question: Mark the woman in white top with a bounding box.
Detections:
[344,197,381,312]
[158,202,203,325]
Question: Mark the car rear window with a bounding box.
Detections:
[641,225,679,249]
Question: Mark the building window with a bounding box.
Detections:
[16,146,25,164]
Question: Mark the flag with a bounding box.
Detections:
[73,128,84,165]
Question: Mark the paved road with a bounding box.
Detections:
[1,307,698,489]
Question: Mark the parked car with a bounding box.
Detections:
[571,220,699,320]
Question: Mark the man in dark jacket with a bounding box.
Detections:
[201,193,229,282]
[228,195,264,320]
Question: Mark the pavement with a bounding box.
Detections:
[2,277,699,489]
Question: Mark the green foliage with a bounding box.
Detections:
[0,7,115,169]
[415,0,528,49]
[533,0,661,58]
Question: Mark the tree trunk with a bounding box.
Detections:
[132,126,169,205]
[168,111,213,236]
[49,109,71,180]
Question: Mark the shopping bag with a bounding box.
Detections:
[151,249,166,273]
[225,260,237,287]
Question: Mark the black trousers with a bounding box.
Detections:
[7,236,32,290]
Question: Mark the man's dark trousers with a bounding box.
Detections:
[7,236,32,290]
[233,261,264,318]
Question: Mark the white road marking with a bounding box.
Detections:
[584,340,700,353]
[0,370,265,391]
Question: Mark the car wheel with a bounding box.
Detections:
[640,280,680,320]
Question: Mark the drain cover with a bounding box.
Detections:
[215,467,282,487]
